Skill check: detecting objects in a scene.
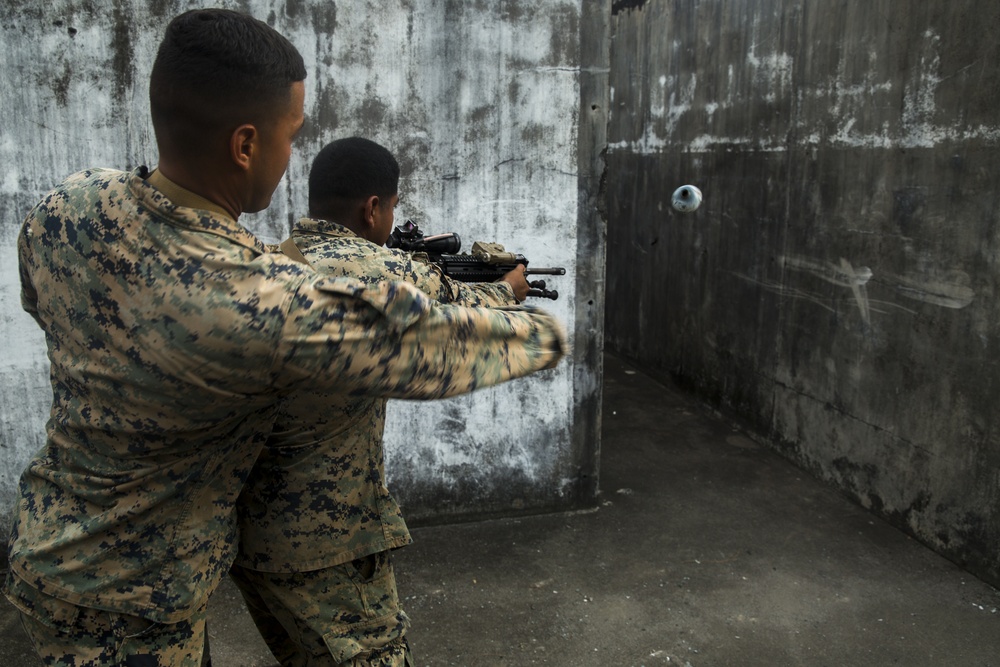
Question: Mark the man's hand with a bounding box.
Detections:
[501,264,530,302]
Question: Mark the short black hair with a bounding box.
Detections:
[149,9,306,151]
[309,137,400,217]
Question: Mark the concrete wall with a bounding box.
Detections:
[0,1,607,529]
[605,0,1000,585]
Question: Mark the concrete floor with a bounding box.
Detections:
[3,352,999,666]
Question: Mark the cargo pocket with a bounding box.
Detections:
[322,611,410,664]
[3,572,81,629]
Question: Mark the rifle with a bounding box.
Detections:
[386,220,566,300]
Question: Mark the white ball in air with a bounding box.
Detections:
[671,185,703,213]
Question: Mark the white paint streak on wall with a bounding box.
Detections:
[779,256,872,289]
[900,30,942,148]
[746,43,794,103]
[607,126,668,153]
[732,269,921,319]
[730,272,837,314]
[841,258,872,326]
[736,254,973,320]
[608,24,1000,155]
[828,77,894,119]
[782,255,873,324]
[649,74,697,136]
[686,135,790,153]
[879,271,976,309]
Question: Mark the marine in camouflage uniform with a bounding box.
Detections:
[232,138,536,666]
[4,13,565,667]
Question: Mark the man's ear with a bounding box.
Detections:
[363,195,380,230]
[230,124,258,171]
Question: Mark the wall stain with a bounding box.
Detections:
[51,19,78,38]
[284,0,305,23]
[520,123,546,144]
[499,0,527,22]
[612,0,648,15]
[507,79,521,107]
[469,104,493,124]
[305,84,339,144]
[50,62,73,108]
[147,0,173,19]
[110,2,133,108]
[546,6,579,66]
[310,2,338,35]
[357,93,389,137]
[892,187,926,237]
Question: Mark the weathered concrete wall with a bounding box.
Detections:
[0,1,607,529]
[605,0,1000,585]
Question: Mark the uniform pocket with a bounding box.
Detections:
[322,611,410,664]
[3,572,81,628]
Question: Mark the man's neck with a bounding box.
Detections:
[153,163,241,220]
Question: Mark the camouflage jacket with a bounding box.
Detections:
[8,170,566,622]
[235,218,519,572]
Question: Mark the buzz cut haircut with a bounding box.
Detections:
[309,137,400,217]
[149,8,307,150]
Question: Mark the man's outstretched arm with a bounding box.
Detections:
[275,275,566,399]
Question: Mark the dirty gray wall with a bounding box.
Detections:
[605,0,1000,586]
[0,1,607,530]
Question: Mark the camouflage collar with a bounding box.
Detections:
[131,166,266,255]
[292,216,359,240]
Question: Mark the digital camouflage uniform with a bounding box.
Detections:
[5,170,566,666]
[232,218,522,666]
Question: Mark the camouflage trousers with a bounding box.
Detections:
[4,571,209,666]
[229,550,412,667]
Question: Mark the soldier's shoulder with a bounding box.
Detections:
[306,238,408,272]
[60,167,127,188]
[252,250,317,285]
[24,169,127,222]
[40,168,129,204]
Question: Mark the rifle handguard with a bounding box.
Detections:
[387,221,566,299]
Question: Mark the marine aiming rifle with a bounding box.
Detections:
[386,220,566,300]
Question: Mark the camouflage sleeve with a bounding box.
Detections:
[17,218,40,324]
[406,253,517,308]
[274,275,565,399]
